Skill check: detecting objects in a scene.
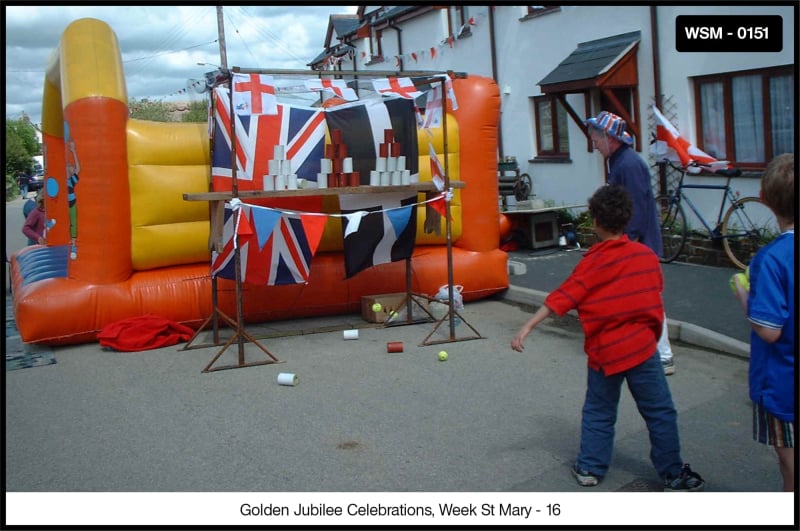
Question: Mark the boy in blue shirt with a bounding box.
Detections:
[732,153,795,492]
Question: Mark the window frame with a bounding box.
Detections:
[693,65,793,171]
[446,6,470,38]
[533,95,571,160]
[522,6,561,20]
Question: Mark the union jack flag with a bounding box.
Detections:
[261,214,327,285]
[212,87,326,191]
[211,204,327,285]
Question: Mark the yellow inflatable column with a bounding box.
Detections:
[59,18,131,283]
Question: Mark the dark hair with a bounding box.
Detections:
[587,184,632,233]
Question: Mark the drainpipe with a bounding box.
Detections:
[650,6,662,109]
[388,22,403,71]
[650,6,667,194]
[488,5,504,159]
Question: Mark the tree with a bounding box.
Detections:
[182,99,209,123]
[5,117,38,177]
[128,98,173,122]
[128,97,208,123]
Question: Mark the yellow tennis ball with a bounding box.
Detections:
[729,272,750,293]
[372,302,382,312]
[438,350,448,361]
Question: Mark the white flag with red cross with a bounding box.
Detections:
[232,73,278,116]
[304,78,358,101]
[371,77,425,100]
[651,105,730,173]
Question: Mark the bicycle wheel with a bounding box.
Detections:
[721,196,780,270]
[655,194,686,263]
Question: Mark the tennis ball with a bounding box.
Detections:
[438,350,448,361]
[729,272,750,293]
[372,302,382,313]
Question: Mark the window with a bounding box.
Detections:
[534,96,570,159]
[447,6,470,37]
[524,6,560,19]
[695,66,793,169]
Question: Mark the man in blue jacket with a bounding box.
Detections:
[585,110,675,375]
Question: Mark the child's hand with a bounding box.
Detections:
[511,330,528,352]
[731,273,749,312]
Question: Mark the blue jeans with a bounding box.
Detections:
[576,351,683,480]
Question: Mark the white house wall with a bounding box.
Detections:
[494,5,656,209]
[326,5,794,223]
[354,7,493,77]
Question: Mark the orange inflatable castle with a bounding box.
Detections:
[10,18,508,346]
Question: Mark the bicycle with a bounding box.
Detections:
[655,159,779,270]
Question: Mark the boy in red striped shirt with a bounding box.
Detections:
[511,184,704,491]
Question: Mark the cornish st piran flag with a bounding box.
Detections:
[324,97,419,183]
[232,73,278,115]
[211,204,327,285]
[212,87,326,191]
[339,192,418,279]
[650,105,730,173]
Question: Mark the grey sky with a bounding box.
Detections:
[5,5,357,125]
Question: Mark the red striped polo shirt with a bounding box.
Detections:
[544,235,664,375]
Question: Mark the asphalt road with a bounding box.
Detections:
[506,246,750,344]
[5,195,793,527]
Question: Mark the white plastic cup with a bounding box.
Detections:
[342,157,353,173]
[320,158,332,174]
[343,329,359,340]
[277,372,298,386]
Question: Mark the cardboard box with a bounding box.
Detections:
[361,293,408,323]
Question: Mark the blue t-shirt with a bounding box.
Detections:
[747,230,795,421]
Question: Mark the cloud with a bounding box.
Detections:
[4,5,357,125]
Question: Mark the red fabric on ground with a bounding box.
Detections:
[97,315,195,352]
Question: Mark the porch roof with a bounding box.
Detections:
[538,31,641,93]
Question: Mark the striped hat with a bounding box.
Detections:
[585,111,633,145]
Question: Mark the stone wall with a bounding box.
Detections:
[576,230,736,268]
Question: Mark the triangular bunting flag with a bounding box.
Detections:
[386,205,413,237]
[299,214,328,256]
[251,207,282,250]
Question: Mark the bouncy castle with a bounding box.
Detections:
[9,18,508,346]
